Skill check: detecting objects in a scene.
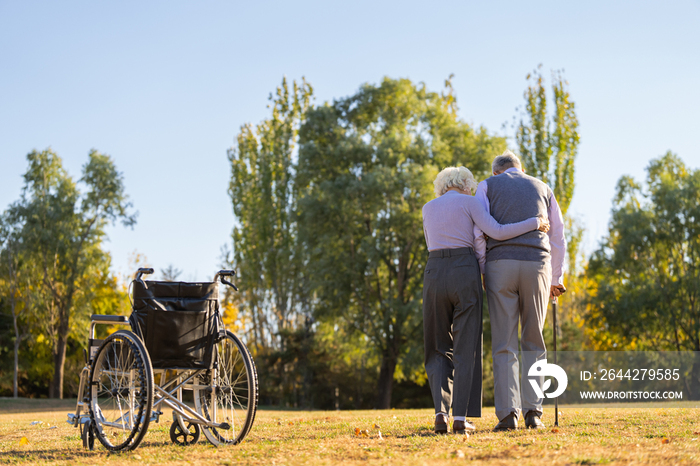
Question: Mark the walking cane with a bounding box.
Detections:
[552,285,566,427]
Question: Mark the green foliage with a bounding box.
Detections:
[228,77,313,351]
[227,78,320,407]
[516,65,580,216]
[296,77,506,408]
[0,149,135,398]
[226,76,507,408]
[587,152,700,354]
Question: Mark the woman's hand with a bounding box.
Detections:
[537,216,550,233]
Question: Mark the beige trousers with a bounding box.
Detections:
[485,259,550,421]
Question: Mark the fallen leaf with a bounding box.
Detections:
[693,431,700,435]
[288,421,294,426]
[19,437,29,446]
[373,424,380,429]
[354,427,361,436]
[452,449,465,459]
[277,422,282,426]
[360,429,370,437]
[661,438,670,444]
[551,428,560,433]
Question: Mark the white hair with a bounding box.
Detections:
[433,166,478,197]
[492,149,522,174]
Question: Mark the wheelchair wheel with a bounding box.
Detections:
[170,418,201,445]
[89,330,154,451]
[194,331,258,445]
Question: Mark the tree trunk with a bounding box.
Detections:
[690,339,700,401]
[52,334,68,399]
[356,354,365,409]
[374,353,397,409]
[7,250,20,399]
[50,299,72,399]
[13,337,20,398]
[12,304,20,399]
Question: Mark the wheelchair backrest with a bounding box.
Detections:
[129,280,220,369]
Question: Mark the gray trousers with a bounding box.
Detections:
[423,248,482,418]
[485,259,550,421]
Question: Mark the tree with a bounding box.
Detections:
[586,152,700,393]
[160,264,182,281]
[0,215,31,398]
[7,149,136,398]
[228,78,315,406]
[516,65,580,216]
[296,77,507,408]
[228,77,313,349]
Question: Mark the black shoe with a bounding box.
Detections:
[435,416,448,434]
[452,420,475,434]
[524,411,544,429]
[493,413,518,432]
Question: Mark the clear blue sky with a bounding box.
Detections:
[1,1,699,281]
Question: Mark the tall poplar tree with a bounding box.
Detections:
[516,65,580,216]
[228,77,313,349]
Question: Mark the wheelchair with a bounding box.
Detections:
[67,268,258,451]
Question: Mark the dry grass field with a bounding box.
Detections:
[1,398,699,465]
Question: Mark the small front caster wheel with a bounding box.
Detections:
[80,419,95,450]
[170,419,201,446]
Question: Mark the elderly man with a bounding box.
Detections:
[473,150,567,431]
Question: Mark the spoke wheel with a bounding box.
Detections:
[170,419,201,445]
[89,330,153,451]
[194,331,258,445]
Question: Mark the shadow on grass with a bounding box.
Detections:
[0,449,103,462]
[0,398,77,414]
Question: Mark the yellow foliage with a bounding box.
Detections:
[221,300,241,333]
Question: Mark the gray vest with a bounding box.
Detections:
[485,170,552,262]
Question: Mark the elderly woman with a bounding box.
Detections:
[422,166,548,435]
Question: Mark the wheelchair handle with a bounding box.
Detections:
[134,268,154,281]
[214,270,238,291]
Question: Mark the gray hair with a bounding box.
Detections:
[433,166,478,197]
[492,150,522,174]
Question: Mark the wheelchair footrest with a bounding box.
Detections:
[67,413,91,426]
